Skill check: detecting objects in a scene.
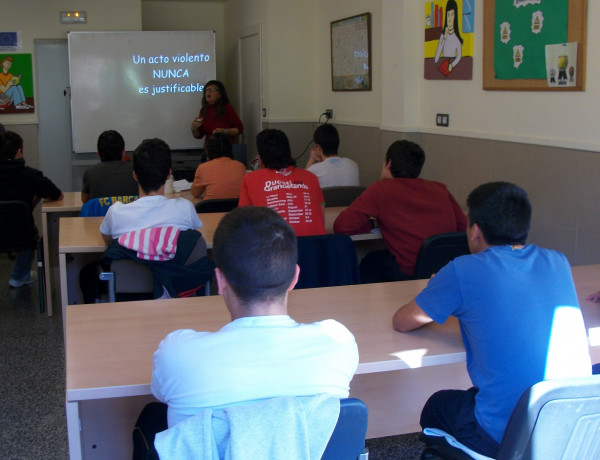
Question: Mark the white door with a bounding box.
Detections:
[34,39,73,191]
[239,25,262,163]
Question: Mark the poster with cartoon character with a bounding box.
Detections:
[424,0,474,80]
[0,54,34,113]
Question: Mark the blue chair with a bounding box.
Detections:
[296,234,360,289]
[79,195,138,217]
[322,398,369,460]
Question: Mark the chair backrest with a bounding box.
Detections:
[232,143,247,167]
[412,231,469,279]
[79,195,138,217]
[0,200,37,253]
[103,231,210,300]
[322,398,369,460]
[295,233,360,289]
[195,198,239,213]
[321,186,366,207]
[497,374,600,460]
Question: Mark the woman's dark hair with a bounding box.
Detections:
[444,0,463,44]
[200,80,231,119]
[256,129,296,170]
[467,182,531,246]
[206,132,233,161]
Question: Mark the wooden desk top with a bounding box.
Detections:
[66,265,600,402]
[58,206,371,253]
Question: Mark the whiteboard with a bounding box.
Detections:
[68,31,216,153]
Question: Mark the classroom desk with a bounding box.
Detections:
[57,206,382,322]
[41,191,200,316]
[64,264,600,460]
[65,279,464,459]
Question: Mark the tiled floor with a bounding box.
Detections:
[0,254,68,459]
[0,252,426,460]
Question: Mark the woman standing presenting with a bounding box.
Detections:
[190,80,244,147]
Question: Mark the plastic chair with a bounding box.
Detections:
[194,198,239,213]
[0,200,45,313]
[321,186,366,207]
[232,143,247,167]
[79,195,138,217]
[295,234,360,289]
[412,231,469,279]
[100,230,212,302]
[420,374,600,460]
[322,398,369,460]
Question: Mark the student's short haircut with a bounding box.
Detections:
[213,206,297,306]
[467,182,531,246]
[206,132,233,161]
[97,130,125,162]
[385,140,425,178]
[0,131,23,161]
[256,129,296,170]
[132,138,171,194]
[313,124,339,157]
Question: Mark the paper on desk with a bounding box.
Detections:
[173,179,192,192]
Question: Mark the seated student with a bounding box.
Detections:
[239,129,326,236]
[334,140,466,283]
[190,132,246,200]
[0,131,63,287]
[306,124,359,188]
[133,206,358,457]
[81,130,138,203]
[393,182,592,458]
[100,138,201,245]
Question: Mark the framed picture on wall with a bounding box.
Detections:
[330,13,372,91]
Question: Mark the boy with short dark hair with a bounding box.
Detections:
[306,124,359,187]
[0,130,63,287]
[393,182,592,458]
[81,130,138,203]
[334,140,466,282]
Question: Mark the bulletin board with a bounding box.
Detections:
[330,13,372,91]
[483,0,587,91]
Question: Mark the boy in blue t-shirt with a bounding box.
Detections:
[392,181,591,458]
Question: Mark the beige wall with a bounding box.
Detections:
[4,0,600,265]
[142,1,226,79]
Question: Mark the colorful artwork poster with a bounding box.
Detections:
[545,42,577,87]
[494,0,568,80]
[424,0,474,80]
[0,53,34,114]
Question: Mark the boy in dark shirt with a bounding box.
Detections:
[0,131,63,287]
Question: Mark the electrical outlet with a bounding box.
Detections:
[325,109,333,119]
[436,113,449,127]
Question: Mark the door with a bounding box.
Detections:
[238,25,262,164]
[34,39,73,191]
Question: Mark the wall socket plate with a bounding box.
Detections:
[436,113,449,127]
[325,109,333,119]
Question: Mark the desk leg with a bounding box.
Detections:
[59,253,68,337]
[42,212,53,316]
[66,400,82,460]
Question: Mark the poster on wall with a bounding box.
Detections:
[494,0,568,80]
[424,0,474,80]
[546,42,577,87]
[0,53,34,113]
